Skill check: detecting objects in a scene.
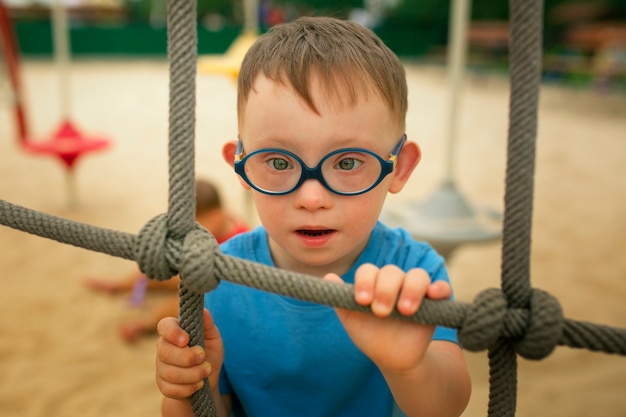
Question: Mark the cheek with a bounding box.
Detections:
[250,194,283,223]
[339,192,387,229]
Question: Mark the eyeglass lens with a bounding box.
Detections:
[243,150,383,194]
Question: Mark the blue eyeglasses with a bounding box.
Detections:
[234,135,406,196]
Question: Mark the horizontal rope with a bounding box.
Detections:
[2,198,625,360]
[0,199,135,260]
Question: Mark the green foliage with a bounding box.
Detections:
[273,0,362,18]
[471,0,508,20]
[278,0,362,9]
[385,0,450,23]
[196,0,239,22]
[124,0,240,24]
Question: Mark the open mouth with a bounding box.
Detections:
[297,229,334,237]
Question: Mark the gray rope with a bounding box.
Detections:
[487,0,546,414]
[1,199,625,356]
[166,0,196,239]
[164,0,217,413]
[0,0,625,415]
[0,197,622,361]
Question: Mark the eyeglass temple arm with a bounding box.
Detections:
[389,134,407,165]
[234,139,244,162]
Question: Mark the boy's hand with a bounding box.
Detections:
[155,309,224,399]
[324,264,451,373]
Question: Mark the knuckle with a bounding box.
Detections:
[380,264,402,274]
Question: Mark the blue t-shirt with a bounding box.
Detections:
[205,221,457,417]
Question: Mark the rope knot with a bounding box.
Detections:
[136,213,178,281]
[135,213,221,293]
[178,224,221,293]
[512,288,563,360]
[458,288,508,352]
[458,288,563,360]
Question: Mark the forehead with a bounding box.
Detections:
[240,74,398,151]
[255,68,376,106]
[240,72,394,126]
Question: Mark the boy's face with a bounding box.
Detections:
[225,74,420,277]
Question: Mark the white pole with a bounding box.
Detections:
[242,0,259,35]
[444,0,471,183]
[51,0,71,119]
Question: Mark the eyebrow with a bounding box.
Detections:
[243,135,381,152]
[239,136,293,151]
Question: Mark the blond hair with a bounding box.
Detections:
[237,16,407,129]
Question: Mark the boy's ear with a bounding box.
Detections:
[388,140,421,194]
[222,141,238,168]
[222,140,252,190]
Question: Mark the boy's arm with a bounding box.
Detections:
[162,393,231,417]
[162,397,193,417]
[381,341,470,417]
[325,264,471,417]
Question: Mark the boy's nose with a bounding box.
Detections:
[293,179,333,210]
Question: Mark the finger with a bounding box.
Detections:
[156,356,212,386]
[323,273,354,322]
[369,265,405,317]
[155,360,208,399]
[157,336,206,368]
[426,280,452,300]
[353,263,379,306]
[203,308,221,343]
[396,268,431,316]
[323,273,342,284]
[157,316,190,348]
[157,379,205,400]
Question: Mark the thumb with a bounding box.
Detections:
[323,273,352,322]
[323,273,343,284]
[203,308,221,342]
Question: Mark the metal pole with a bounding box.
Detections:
[444,0,471,183]
[242,0,259,35]
[51,0,71,119]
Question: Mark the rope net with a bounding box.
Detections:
[0,0,624,416]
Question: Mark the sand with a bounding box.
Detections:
[0,59,625,417]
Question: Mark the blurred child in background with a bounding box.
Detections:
[84,178,249,344]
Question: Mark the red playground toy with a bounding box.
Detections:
[0,1,110,205]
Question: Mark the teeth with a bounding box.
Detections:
[300,230,330,237]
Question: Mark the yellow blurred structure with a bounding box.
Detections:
[197,31,259,82]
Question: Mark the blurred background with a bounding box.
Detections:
[1,1,625,417]
[3,0,626,88]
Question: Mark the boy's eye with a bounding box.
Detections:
[336,157,362,171]
[269,157,291,170]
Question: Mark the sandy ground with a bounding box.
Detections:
[0,59,625,417]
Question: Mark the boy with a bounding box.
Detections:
[155,16,471,417]
[84,178,248,344]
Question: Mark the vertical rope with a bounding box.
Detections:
[489,0,544,415]
[166,0,215,415]
[501,0,543,307]
[181,284,217,417]
[487,340,517,417]
[167,0,197,239]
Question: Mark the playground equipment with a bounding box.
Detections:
[197,0,259,222]
[0,1,28,141]
[0,0,110,206]
[197,0,259,83]
[381,0,502,259]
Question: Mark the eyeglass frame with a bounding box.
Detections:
[233,134,407,196]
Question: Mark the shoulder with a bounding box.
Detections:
[370,221,438,258]
[219,226,271,264]
[366,222,446,277]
